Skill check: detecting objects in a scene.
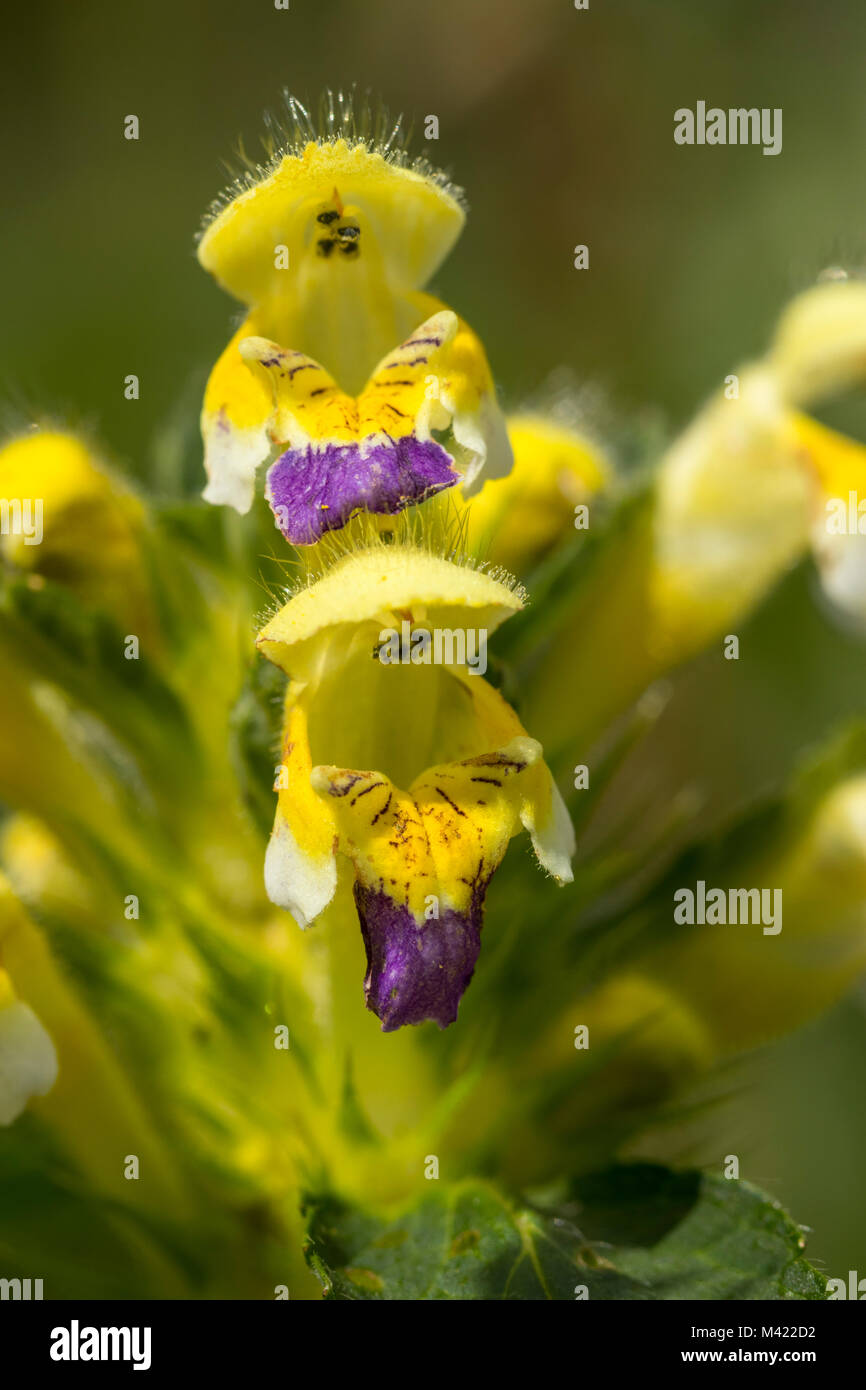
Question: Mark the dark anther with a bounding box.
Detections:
[317,238,335,257]
[339,242,360,257]
[336,225,360,240]
[316,210,340,225]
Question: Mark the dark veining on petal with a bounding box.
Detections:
[350,781,382,803]
[266,435,458,543]
[354,881,486,1032]
[371,790,393,824]
[433,786,468,818]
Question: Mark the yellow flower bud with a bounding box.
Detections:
[465,413,610,574]
[0,429,152,632]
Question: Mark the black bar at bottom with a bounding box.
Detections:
[1,1297,860,1375]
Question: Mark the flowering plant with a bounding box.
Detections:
[2,91,865,1299]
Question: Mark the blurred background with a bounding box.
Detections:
[3,0,866,1280]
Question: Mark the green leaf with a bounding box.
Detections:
[303,1164,827,1300]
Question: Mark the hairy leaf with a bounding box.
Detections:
[304,1164,827,1301]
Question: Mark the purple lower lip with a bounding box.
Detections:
[266,435,458,543]
[354,881,486,1031]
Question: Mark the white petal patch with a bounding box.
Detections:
[448,390,514,495]
[202,413,271,514]
[521,770,576,884]
[0,1000,58,1126]
[813,521,866,626]
[264,815,337,930]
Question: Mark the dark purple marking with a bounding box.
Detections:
[327,772,368,798]
[265,434,458,544]
[354,882,486,1031]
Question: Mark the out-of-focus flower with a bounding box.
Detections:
[0,953,57,1126]
[0,814,101,928]
[652,279,866,657]
[256,545,574,1029]
[525,279,866,752]
[197,97,511,525]
[797,413,866,621]
[0,429,149,613]
[464,413,610,573]
[642,773,866,1055]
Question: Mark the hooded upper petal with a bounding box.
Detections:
[197,103,512,523]
[198,135,465,308]
[256,544,526,677]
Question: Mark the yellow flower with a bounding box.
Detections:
[464,412,610,573]
[525,280,866,753]
[197,97,511,530]
[639,774,866,1056]
[797,413,866,621]
[256,545,574,1030]
[0,429,150,625]
[652,278,866,655]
